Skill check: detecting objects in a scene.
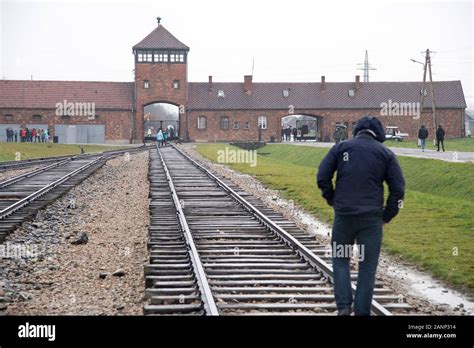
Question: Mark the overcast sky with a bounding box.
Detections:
[1,0,473,109]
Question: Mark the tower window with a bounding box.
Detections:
[145,51,153,62]
[173,80,180,89]
[154,51,168,62]
[144,80,149,89]
[197,116,207,130]
[258,116,267,130]
[137,51,143,62]
[220,116,229,130]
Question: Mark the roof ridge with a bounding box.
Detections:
[133,24,189,50]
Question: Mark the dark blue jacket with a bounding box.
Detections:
[317,117,405,223]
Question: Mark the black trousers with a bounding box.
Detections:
[437,139,445,152]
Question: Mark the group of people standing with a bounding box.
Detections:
[5,127,49,143]
[156,128,169,147]
[418,124,445,152]
[281,126,298,141]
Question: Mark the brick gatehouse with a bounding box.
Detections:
[0,19,467,144]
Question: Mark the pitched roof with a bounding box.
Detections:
[188,81,466,110]
[133,25,189,51]
[0,80,133,110]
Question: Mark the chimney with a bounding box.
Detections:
[208,76,213,93]
[157,17,161,26]
[244,75,253,94]
[320,76,326,91]
[355,75,361,90]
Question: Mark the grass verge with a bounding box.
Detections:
[0,143,133,161]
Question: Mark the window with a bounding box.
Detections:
[173,80,180,89]
[220,116,229,130]
[137,51,143,62]
[283,89,289,98]
[168,51,185,63]
[218,90,225,98]
[145,51,153,62]
[61,115,71,120]
[348,89,355,97]
[197,116,207,130]
[233,121,239,129]
[144,80,149,89]
[244,121,250,129]
[258,116,267,130]
[4,114,14,121]
[32,114,42,120]
[154,51,168,62]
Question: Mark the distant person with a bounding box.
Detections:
[333,126,342,144]
[163,130,168,146]
[44,129,49,142]
[436,125,445,152]
[317,116,405,316]
[14,129,18,142]
[156,129,164,147]
[340,126,348,142]
[418,125,429,152]
[292,127,298,142]
[32,128,37,143]
[21,128,26,142]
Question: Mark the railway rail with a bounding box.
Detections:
[144,145,413,316]
[0,146,151,243]
[0,145,150,172]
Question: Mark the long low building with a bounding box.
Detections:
[0,20,467,144]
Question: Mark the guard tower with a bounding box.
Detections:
[132,17,189,141]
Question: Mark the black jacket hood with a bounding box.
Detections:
[353,116,386,143]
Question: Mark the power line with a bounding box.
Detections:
[357,50,376,82]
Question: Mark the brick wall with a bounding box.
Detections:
[0,109,132,143]
[187,108,464,142]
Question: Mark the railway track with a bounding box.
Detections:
[144,145,413,316]
[0,146,150,243]
[0,145,151,172]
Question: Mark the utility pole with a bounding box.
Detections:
[357,50,376,82]
[412,49,437,144]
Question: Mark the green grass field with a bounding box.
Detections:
[197,143,474,296]
[386,137,474,152]
[0,143,133,161]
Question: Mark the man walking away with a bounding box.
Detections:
[418,125,429,152]
[317,116,405,316]
[436,125,445,152]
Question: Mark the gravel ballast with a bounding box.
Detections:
[1,151,149,315]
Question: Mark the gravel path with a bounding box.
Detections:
[0,166,43,182]
[0,151,150,315]
[278,141,474,163]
